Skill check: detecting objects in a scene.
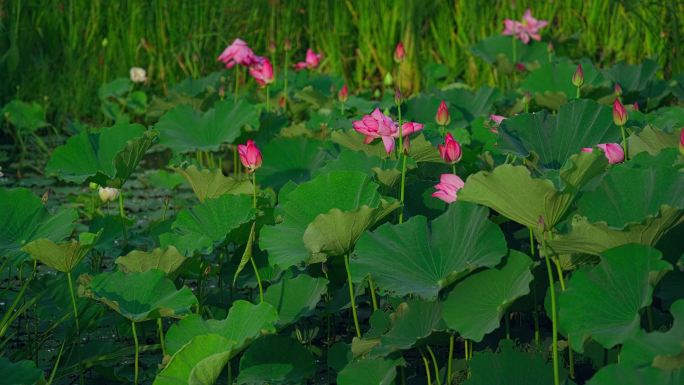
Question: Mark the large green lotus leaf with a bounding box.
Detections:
[237,335,315,384]
[303,202,400,263]
[643,107,684,133]
[629,125,680,156]
[337,357,401,385]
[499,99,617,169]
[1,100,47,132]
[587,365,681,385]
[153,334,235,385]
[260,171,389,269]
[372,300,446,356]
[165,300,278,355]
[558,244,672,353]
[471,36,549,70]
[257,137,332,189]
[603,59,659,93]
[548,206,684,255]
[0,188,77,262]
[314,149,403,187]
[521,60,604,109]
[80,269,198,322]
[443,251,534,342]
[440,87,501,122]
[0,357,46,385]
[464,340,564,385]
[46,123,156,186]
[156,99,259,153]
[263,274,328,327]
[22,231,101,273]
[159,194,255,256]
[173,165,252,203]
[351,202,507,300]
[331,130,440,163]
[115,246,187,276]
[577,164,684,228]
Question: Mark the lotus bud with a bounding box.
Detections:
[614,83,622,96]
[522,92,532,105]
[98,187,120,203]
[283,39,292,51]
[438,133,462,164]
[89,182,99,190]
[394,87,402,105]
[679,129,684,156]
[572,64,584,87]
[435,100,451,126]
[238,140,263,173]
[613,99,628,126]
[633,102,639,111]
[268,40,277,54]
[338,85,349,103]
[383,72,393,87]
[394,41,405,63]
[597,143,625,164]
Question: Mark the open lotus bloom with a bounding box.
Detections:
[238,139,263,173]
[129,67,147,83]
[217,38,259,68]
[503,9,548,44]
[352,108,424,154]
[432,173,465,203]
[581,143,625,164]
[248,58,274,87]
[294,48,322,70]
[98,187,120,203]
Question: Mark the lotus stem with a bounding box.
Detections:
[66,272,79,336]
[447,333,454,384]
[118,191,127,242]
[451,164,456,175]
[265,85,270,112]
[233,145,238,177]
[234,68,240,102]
[576,86,581,99]
[368,274,378,311]
[131,321,139,385]
[283,52,289,108]
[421,350,432,385]
[46,340,66,385]
[553,255,575,379]
[397,101,406,224]
[252,172,257,209]
[157,318,166,357]
[542,233,560,385]
[426,345,442,385]
[620,126,629,160]
[250,255,264,304]
[344,254,361,338]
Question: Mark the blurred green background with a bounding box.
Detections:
[1,0,682,121]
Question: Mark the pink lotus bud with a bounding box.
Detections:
[249,58,274,87]
[394,87,402,105]
[633,102,639,111]
[614,83,623,96]
[679,129,684,156]
[431,173,465,204]
[338,85,349,103]
[597,143,625,164]
[435,100,451,126]
[572,64,584,87]
[490,115,506,125]
[238,140,263,173]
[515,63,527,72]
[394,41,405,62]
[613,99,628,126]
[438,133,462,164]
[294,48,322,70]
[283,39,292,51]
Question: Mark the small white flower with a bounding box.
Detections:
[98,187,120,203]
[129,67,147,83]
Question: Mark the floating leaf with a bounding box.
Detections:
[263,274,328,327]
[80,269,198,322]
[159,194,255,255]
[0,188,77,263]
[174,165,252,203]
[153,334,235,385]
[629,125,680,156]
[22,231,101,273]
[115,246,187,276]
[558,244,671,352]
[351,202,507,300]
[521,60,603,109]
[156,99,259,153]
[443,251,534,342]
[237,335,316,384]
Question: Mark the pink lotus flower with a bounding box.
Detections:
[572,64,584,87]
[217,39,259,68]
[294,48,322,70]
[680,129,684,156]
[489,114,506,134]
[432,174,465,204]
[394,41,405,62]
[614,83,623,96]
[613,99,628,126]
[633,102,639,111]
[352,108,424,154]
[249,58,274,87]
[438,133,462,164]
[238,140,263,173]
[503,9,548,44]
[338,85,349,103]
[435,100,451,126]
[582,143,625,164]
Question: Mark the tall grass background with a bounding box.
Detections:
[1,0,682,122]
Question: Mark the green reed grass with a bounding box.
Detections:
[0,0,682,123]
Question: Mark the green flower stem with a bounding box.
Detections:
[66,272,79,336]
[252,172,257,209]
[511,36,517,65]
[131,321,139,385]
[397,101,406,224]
[421,350,433,385]
[542,233,560,385]
[447,333,454,384]
[250,172,264,303]
[119,191,127,242]
[553,255,575,379]
[451,164,456,175]
[283,52,289,108]
[234,68,240,102]
[426,345,442,385]
[620,125,629,160]
[233,145,239,177]
[157,318,166,357]
[576,86,581,99]
[368,274,378,311]
[47,340,66,385]
[344,254,361,338]
[265,85,270,112]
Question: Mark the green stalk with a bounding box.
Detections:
[426,345,442,385]
[118,190,127,242]
[131,321,139,385]
[157,318,166,357]
[66,272,80,336]
[553,256,575,379]
[542,234,560,385]
[397,101,406,224]
[250,172,263,303]
[265,85,270,112]
[421,350,433,385]
[283,51,289,108]
[344,254,361,338]
[511,36,517,65]
[576,86,581,99]
[368,274,378,311]
[620,125,629,160]
[234,68,240,102]
[447,333,454,384]
[46,340,66,385]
